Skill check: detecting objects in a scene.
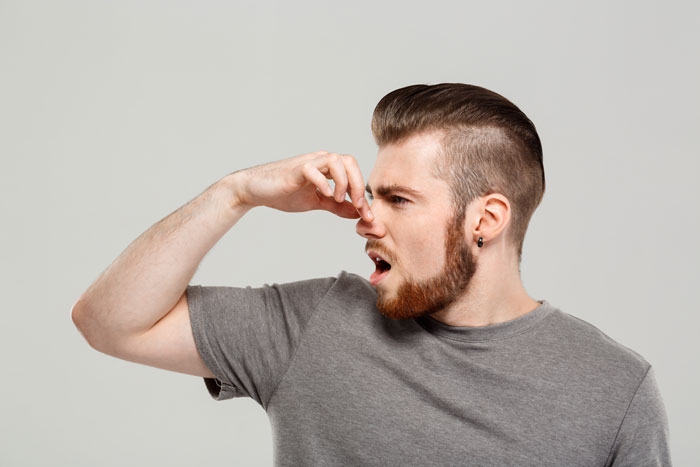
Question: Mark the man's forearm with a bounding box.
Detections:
[71,171,252,347]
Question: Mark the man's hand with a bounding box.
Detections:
[234,150,374,222]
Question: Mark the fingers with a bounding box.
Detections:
[308,151,374,222]
[339,154,374,222]
[325,154,349,203]
[301,162,334,197]
[318,196,362,219]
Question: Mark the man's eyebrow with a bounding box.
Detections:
[365,183,423,199]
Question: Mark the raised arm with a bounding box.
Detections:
[70,151,372,378]
[70,171,252,361]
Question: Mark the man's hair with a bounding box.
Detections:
[371,83,545,265]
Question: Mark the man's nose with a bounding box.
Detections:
[355,208,385,239]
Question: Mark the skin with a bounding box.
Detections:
[355,130,542,326]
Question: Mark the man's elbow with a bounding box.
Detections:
[71,300,99,350]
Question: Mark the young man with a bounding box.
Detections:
[72,83,672,466]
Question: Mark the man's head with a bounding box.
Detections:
[356,83,545,321]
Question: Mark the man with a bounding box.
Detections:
[72,83,672,466]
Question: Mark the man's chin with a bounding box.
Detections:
[376,304,407,321]
[375,294,423,321]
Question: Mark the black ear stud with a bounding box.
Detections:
[477,237,483,248]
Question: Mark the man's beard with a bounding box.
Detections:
[374,213,478,321]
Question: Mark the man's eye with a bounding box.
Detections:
[365,194,408,205]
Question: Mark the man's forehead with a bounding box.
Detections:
[366,167,448,201]
[373,131,442,169]
[366,131,448,197]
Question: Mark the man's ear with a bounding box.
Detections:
[470,194,510,244]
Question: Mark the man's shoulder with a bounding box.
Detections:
[272,270,375,308]
[339,269,374,286]
[331,269,377,299]
[544,305,651,380]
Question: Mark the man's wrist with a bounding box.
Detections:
[217,169,253,212]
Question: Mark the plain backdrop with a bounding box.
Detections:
[1,0,697,465]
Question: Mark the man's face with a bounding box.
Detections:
[356,131,479,320]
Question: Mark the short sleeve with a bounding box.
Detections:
[606,365,673,466]
[186,274,338,408]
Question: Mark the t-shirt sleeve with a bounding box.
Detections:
[606,365,673,466]
[185,274,339,407]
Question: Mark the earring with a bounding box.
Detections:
[477,237,483,248]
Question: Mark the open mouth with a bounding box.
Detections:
[368,251,392,285]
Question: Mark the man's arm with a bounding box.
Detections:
[605,365,673,466]
[70,170,252,353]
[70,150,372,375]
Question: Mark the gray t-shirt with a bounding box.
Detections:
[186,270,672,466]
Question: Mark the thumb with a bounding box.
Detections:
[318,197,361,219]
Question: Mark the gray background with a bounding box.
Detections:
[1,0,697,465]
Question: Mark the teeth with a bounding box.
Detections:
[369,252,388,264]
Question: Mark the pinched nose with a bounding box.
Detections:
[355,211,385,239]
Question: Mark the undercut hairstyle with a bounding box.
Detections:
[371,83,546,266]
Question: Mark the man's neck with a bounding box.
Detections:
[430,267,539,327]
